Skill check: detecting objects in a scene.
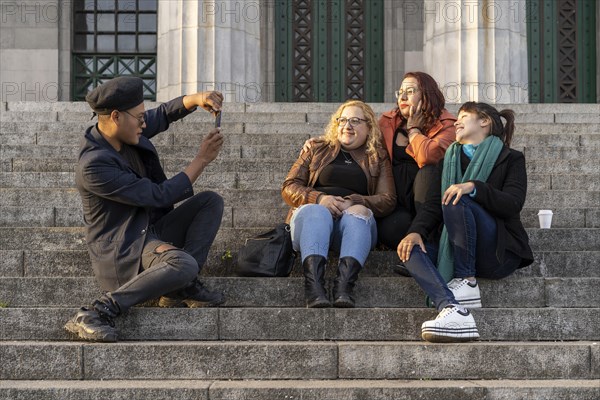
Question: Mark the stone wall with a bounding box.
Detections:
[0,0,70,102]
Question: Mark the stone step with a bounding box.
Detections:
[520,207,599,228]
[523,146,600,160]
[527,174,600,191]
[1,120,599,138]
[1,169,598,193]
[0,227,598,254]
[0,171,288,191]
[1,341,597,380]
[1,205,597,229]
[0,306,598,355]
[1,184,598,209]
[2,100,598,117]
[5,307,599,341]
[0,188,288,208]
[1,277,598,309]
[4,101,166,113]
[1,248,598,279]
[1,100,598,118]
[4,101,599,114]
[4,155,599,176]
[4,143,600,164]
[20,205,600,230]
[0,143,303,161]
[2,379,599,400]
[3,107,599,128]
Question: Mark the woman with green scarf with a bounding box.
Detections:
[398,102,534,343]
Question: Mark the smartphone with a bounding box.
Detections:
[215,111,222,128]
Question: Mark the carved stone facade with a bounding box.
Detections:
[0,0,598,104]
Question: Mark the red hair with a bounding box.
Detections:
[403,72,445,132]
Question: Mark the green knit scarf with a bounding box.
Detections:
[436,135,504,283]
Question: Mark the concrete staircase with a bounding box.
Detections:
[0,101,599,399]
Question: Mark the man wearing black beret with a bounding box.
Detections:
[64,76,226,342]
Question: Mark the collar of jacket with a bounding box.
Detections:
[380,107,456,159]
[89,123,156,155]
[494,145,510,166]
[381,107,455,135]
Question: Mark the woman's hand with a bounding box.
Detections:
[406,100,426,133]
[442,182,475,206]
[302,137,319,153]
[397,232,426,263]
[318,195,346,218]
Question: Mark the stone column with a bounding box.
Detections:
[383,0,426,103]
[0,0,70,101]
[423,0,528,104]
[596,1,599,103]
[156,0,264,102]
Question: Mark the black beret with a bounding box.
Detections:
[86,76,144,115]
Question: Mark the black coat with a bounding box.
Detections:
[467,147,534,268]
[76,97,195,291]
[408,146,534,268]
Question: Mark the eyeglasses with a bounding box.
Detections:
[336,117,368,127]
[394,88,420,98]
[123,110,145,126]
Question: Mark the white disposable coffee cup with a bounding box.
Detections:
[538,210,553,229]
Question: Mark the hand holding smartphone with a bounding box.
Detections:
[214,111,222,128]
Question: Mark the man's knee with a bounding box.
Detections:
[191,191,224,213]
[159,248,199,282]
[202,191,224,208]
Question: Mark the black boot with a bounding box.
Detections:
[303,255,331,308]
[333,257,362,308]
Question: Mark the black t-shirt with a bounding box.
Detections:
[119,144,147,178]
[314,150,368,197]
[392,130,419,211]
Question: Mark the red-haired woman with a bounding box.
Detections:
[377,72,456,254]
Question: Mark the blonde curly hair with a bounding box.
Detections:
[322,100,383,156]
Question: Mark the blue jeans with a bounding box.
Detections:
[443,196,520,279]
[405,196,521,311]
[404,244,456,311]
[290,204,377,266]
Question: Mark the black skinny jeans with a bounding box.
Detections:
[98,191,224,315]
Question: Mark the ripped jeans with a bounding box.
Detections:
[98,191,224,315]
[290,204,377,266]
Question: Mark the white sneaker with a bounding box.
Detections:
[448,278,482,308]
[421,305,480,343]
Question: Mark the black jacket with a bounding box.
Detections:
[467,147,534,268]
[409,146,534,268]
[76,97,195,291]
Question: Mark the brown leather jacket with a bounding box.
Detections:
[281,140,396,223]
[378,108,456,168]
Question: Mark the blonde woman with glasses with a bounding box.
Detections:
[282,100,396,308]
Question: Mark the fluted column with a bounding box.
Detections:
[157,0,264,102]
[423,0,528,103]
